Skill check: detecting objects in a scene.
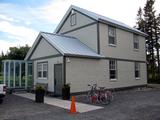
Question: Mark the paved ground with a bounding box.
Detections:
[0,89,160,120]
[15,93,103,113]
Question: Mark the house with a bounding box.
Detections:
[25,5,147,96]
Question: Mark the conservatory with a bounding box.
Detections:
[2,60,33,89]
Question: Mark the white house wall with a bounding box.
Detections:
[30,38,60,60]
[64,24,98,52]
[58,10,95,33]
[33,56,63,92]
[99,23,146,61]
[66,57,147,93]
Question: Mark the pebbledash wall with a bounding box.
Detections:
[33,57,63,92]
[65,57,147,93]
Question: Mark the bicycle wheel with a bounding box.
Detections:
[87,92,92,103]
[100,95,110,105]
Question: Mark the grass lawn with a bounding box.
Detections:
[0,75,3,84]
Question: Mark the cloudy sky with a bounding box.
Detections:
[0,0,160,54]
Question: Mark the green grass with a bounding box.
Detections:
[0,75,3,84]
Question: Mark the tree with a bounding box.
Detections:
[136,7,145,32]
[153,14,160,76]
[135,0,160,82]
[7,44,30,60]
[0,44,30,73]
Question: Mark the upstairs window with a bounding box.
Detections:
[70,13,76,26]
[135,62,140,78]
[109,59,117,80]
[37,62,48,79]
[108,26,116,45]
[133,34,139,50]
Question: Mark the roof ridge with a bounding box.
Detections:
[41,31,78,39]
[41,31,97,53]
[55,5,147,37]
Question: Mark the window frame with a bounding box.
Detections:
[109,59,117,81]
[108,26,116,46]
[135,62,140,79]
[70,13,76,26]
[37,62,48,79]
[133,34,139,50]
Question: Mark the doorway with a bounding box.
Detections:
[54,64,63,96]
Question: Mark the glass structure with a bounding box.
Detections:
[2,60,33,89]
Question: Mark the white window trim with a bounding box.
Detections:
[37,62,48,79]
[108,26,116,46]
[133,34,139,50]
[70,13,76,26]
[135,62,140,79]
[110,79,117,82]
[109,59,117,81]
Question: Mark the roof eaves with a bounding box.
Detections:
[64,53,105,59]
[98,18,148,37]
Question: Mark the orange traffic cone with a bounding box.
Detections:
[70,96,76,113]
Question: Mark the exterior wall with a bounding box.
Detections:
[99,23,146,61]
[30,38,60,60]
[66,57,147,93]
[58,10,95,33]
[64,24,98,52]
[33,56,63,92]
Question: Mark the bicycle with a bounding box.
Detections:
[87,84,97,103]
[87,84,114,105]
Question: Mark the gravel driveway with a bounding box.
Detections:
[0,90,160,120]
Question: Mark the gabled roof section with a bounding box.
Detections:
[25,32,104,60]
[54,5,147,37]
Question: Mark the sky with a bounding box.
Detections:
[0,0,160,54]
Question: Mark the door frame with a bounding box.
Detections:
[54,63,63,96]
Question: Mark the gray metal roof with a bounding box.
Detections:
[41,32,104,58]
[55,5,147,37]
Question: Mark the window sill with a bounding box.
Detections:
[110,79,117,82]
[109,44,117,47]
[135,77,140,80]
[37,78,47,80]
[133,49,139,52]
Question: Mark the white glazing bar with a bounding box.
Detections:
[19,62,22,87]
[13,61,15,87]
[3,61,6,85]
[25,62,28,89]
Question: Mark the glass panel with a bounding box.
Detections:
[109,36,115,44]
[43,63,47,71]
[6,62,9,87]
[71,14,76,26]
[110,70,116,79]
[43,71,47,78]
[109,60,117,79]
[0,62,4,84]
[38,71,42,77]
[28,63,33,87]
[10,62,14,87]
[15,62,20,87]
[109,27,115,37]
[21,63,25,87]
[135,62,140,78]
[134,34,139,49]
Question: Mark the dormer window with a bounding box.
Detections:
[70,11,76,26]
[108,26,116,46]
[133,34,139,50]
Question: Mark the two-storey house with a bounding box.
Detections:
[25,5,147,95]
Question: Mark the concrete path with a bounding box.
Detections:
[14,93,103,113]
